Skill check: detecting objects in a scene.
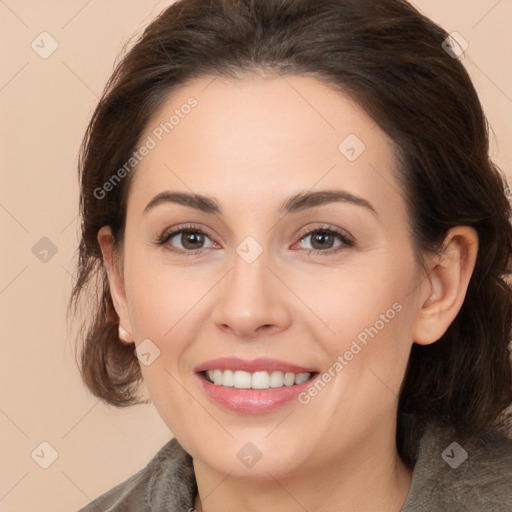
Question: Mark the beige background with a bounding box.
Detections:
[0,1,511,510]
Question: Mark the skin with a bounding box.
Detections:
[98,73,478,512]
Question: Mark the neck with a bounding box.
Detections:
[192,433,413,512]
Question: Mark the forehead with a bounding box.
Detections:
[128,73,406,223]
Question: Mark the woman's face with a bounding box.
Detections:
[106,74,430,477]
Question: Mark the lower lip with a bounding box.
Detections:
[195,372,318,414]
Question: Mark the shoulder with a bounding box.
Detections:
[75,462,151,512]
[402,423,512,511]
[75,437,196,512]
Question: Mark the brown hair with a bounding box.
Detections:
[69,0,512,465]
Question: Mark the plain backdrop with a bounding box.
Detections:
[1,1,511,510]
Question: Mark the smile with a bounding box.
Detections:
[203,369,312,389]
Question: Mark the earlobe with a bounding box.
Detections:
[97,226,134,343]
[118,324,134,343]
[412,226,479,346]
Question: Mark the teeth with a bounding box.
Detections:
[251,371,269,389]
[205,369,312,389]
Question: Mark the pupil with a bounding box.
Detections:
[312,231,333,249]
[183,230,204,249]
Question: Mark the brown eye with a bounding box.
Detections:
[178,230,207,250]
[296,227,354,254]
[157,225,216,253]
[309,230,337,250]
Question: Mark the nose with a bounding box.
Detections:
[211,249,292,339]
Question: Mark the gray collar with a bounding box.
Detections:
[145,423,512,511]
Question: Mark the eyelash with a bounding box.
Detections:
[155,223,355,256]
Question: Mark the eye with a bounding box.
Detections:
[156,224,217,254]
[156,223,354,256]
[294,226,354,255]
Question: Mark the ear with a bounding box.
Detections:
[412,226,479,345]
[97,226,134,344]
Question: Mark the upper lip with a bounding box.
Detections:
[194,357,317,374]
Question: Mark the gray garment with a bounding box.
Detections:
[77,422,512,511]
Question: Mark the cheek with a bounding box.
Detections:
[123,259,204,428]
[294,261,411,347]
[296,257,417,407]
[124,251,210,339]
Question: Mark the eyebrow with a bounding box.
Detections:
[143,189,378,217]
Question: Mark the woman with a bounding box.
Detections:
[71,0,512,510]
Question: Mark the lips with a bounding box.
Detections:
[193,357,320,414]
[193,357,317,374]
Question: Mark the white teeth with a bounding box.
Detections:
[284,372,295,386]
[295,372,310,385]
[221,369,234,387]
[205,369,312,389]
[251,371,270,389]
[213,369,223,385]
[269,370,284,388]
[233,370,252,389]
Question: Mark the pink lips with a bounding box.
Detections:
[193,357,317,374]
[193,357,319,414]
